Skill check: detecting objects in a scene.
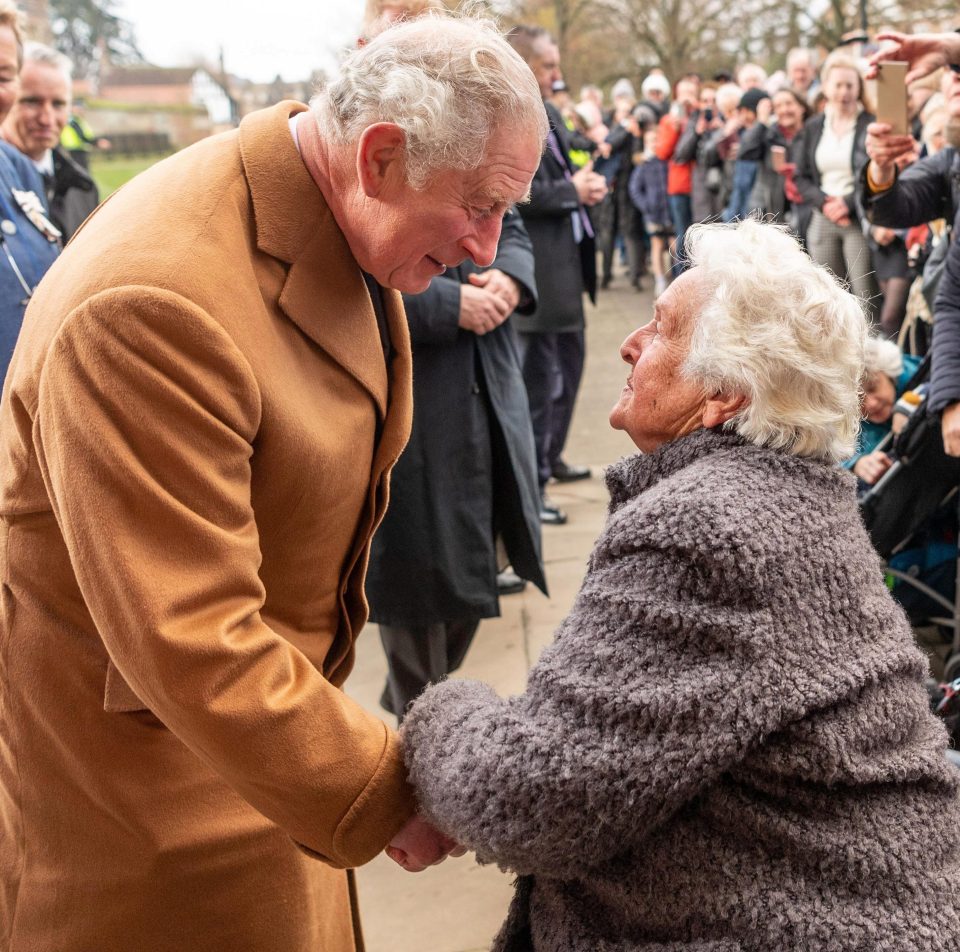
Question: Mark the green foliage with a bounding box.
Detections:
[49,0,143,80]
[89,154,164,198]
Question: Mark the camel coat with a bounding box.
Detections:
[0,102,415,951]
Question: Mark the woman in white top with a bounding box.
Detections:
[795,53,878,312]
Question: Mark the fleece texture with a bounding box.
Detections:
[0,102,414,952]
[404,427,960,951]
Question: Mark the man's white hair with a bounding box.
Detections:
[23,41,72,84]
[312,13,546,189]
[863,335,903,383]
[683,219,869,462]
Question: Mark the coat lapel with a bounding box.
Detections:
[238,101,394,418]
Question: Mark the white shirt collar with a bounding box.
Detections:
[32,150,54,177]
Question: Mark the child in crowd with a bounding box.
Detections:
[628,126,673,296]
[721,88,771,222]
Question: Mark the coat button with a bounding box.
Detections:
[471,382,480,394]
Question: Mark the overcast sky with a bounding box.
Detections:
[114,0,367,82]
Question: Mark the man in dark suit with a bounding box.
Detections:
[506,25,607,524]
[366,208,548,720]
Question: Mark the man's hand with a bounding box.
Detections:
[822,195,851,225]
[385,813,465,873]
[866,31,960,84]
[943,403,960,457]
[459,282,512,336]
[469,268,521,314]
[866,122,917,188]
[853,450,894,485]
[571,163,608,206]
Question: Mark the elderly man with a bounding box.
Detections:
[1,42,97,241]
[0,16,545,952]
[786,47,819,100]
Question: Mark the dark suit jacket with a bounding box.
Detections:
[367,209,547,625]
[47,145,99,242]
[514,101,596,335]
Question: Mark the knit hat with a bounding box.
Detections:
[739,87,771,113]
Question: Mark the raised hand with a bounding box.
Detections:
[866,31,960,84]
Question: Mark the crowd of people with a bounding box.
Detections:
[552,37,954,342]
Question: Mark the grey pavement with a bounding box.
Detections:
[346,271,653,952]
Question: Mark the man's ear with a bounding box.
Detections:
[703,391,749,429]
[356,123,407,198]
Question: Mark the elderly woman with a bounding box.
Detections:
[394,219,960,950]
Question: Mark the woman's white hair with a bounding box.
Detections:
[313,13,547,189]
[863,335,903,382]
[683,219,870,462]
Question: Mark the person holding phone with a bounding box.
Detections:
[795,52,878,313]
[861,31,960,453]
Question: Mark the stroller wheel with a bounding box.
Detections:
[945,654,960,684]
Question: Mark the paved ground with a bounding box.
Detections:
[345,270,653,952]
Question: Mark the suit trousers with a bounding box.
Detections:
[379,619,481,722]
[516,329,586,488]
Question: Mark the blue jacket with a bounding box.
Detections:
[0,142,59,382]
[844,353,923,468]
[628,155,670,226]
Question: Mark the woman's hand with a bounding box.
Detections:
[385,813,466,872]
[871,225,895,246]
[866,122,917,188]
[853,450,893,485]
[822,195,850,226]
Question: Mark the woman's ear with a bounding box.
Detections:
[703,392,749,429]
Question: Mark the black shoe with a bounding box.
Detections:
[552,460,591,482]
[496,567,527,595]
[600,275,612,290]
[539,496,568,525]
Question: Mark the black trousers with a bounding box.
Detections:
[516,329,585,488]
[379,618,481,722]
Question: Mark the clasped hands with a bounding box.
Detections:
[459,268,521,336]
[385,812,467,873]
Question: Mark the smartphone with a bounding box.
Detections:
[703,108,714,122]
[875,61,909,136]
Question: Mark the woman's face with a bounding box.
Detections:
[773,91,802,130]
[824,67,860,112]
[0,26,19,126]
[862,372,896,424]
[609,271,711,452]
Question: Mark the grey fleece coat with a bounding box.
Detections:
[403,428,960,951]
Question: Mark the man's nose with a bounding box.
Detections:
[462,216,502,269]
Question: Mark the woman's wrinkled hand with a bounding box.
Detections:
[385,813,466,873]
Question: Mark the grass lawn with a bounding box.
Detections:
[89,154,170,198]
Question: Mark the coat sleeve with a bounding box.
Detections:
[931,223,960,413]
[671,117,701,165]
[793,121,827,210]
[401,502,807,878]
[33,287,415,868]
[401,275,462,344]
[488,208,538,312]
[860,150,954,228]
[521,156,580,219]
